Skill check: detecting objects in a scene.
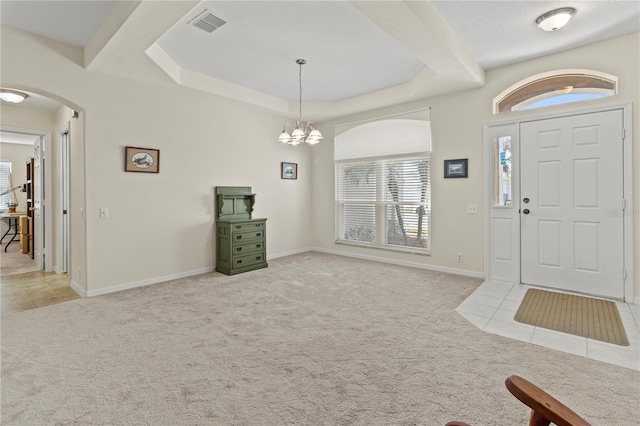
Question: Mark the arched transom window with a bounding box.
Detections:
[494,70,617,113]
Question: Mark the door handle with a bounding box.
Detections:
[523,209,530,215]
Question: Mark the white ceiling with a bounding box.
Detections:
[156,1,426,103]
[0,131,40,145]
[0,0,116,47]
[431,0,640,70]
[1,0,638,119]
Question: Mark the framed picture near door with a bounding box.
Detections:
[125,146,160,173]
[444,158,468,178]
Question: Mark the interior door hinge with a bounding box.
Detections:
[623,269,627,280]
[622,199,626,211]
[622,128,626,141]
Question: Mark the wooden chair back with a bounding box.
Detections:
[445,375,591,426]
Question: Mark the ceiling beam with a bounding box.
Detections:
[84,0,199,86]
[349,0,485,86]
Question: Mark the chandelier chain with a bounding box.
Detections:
[298,61,303,122]
[277,58,322,145]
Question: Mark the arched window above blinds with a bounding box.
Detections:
[334,111,432,254]
[494,70,617,114]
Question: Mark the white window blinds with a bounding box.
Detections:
[0,161,12,209]
[334,112,432,253]
[336,156,431,252]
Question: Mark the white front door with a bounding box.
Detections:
[520,109,624,299]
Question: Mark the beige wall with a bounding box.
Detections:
[312,33,640,299]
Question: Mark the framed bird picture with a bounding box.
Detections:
[125,146,160,173]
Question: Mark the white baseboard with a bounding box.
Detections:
[70,279,86,297]
[72,250,635,302]
[83,249,309,298]
[267,247,312,260]
[83,266,215,298]
[311,247,485,279]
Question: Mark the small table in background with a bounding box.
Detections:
[0,213,26,252]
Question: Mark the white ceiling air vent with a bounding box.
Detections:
[188,10,226,33]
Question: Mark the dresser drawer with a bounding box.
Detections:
[231,221,265,232]
[233,229,264,243]
[232,252,266,268]
[216,216,267,276]
[233,240,265,255]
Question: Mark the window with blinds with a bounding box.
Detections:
[0,161,12,210]
[336,156,431,253]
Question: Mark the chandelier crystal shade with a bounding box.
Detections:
[278,59,323,145]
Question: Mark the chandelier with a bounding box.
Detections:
[278,59,323,145]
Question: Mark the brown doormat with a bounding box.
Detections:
[514,288,629,346]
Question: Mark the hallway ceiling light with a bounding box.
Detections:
[278,59,323,146]
[0,89,29,104]
[536,7,576,31]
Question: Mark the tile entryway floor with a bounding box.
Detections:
[456,280,640,371]
[1,237,80,314]
[1,270,80,314]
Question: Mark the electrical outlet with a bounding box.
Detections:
[76,267,81,279]
[456,253,463,262]
[467,203,478,214]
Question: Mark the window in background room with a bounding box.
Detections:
[0,161,12,210]
[494,71,616,114]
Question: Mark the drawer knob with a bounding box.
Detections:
[236,247,242,252]
[236,235,242,240]
[256,256,261,260]
[236,259,242,264]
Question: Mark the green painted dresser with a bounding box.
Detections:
[215,186,267,275]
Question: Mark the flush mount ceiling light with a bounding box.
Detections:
[536,7,576,31]
[0,89,29,104]
[278,59,323,146]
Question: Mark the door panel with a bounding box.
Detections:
[520,110,624,299]
[33,138,43,269]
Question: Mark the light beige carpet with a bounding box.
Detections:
[1,252,639,425]
[515,288,629,346]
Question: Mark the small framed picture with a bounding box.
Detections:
[281,162,298,180]
[125,146,160,173]
[444,158,468,178]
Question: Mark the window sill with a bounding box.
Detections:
[335,240,431,256]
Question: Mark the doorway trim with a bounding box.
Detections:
[483,102,634,302]
[0,125,52,272]
[57,123,71,274]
